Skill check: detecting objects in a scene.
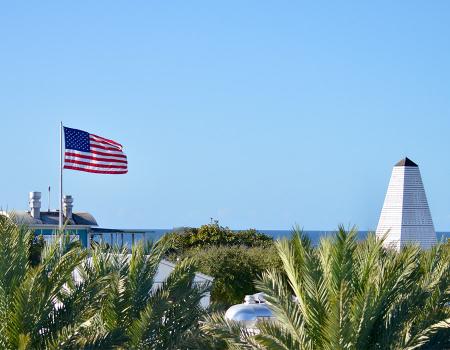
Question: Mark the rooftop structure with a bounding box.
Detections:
[0,191,156,248]
[156,259,213,308]
[3,193,98,226]
[0,191,214,306]
[225,293,274,329]
[376,157,437,251]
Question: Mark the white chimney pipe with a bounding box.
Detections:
[63,195,73,220]
[29,192,41,219]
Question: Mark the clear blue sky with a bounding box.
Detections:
[1,1,450,231]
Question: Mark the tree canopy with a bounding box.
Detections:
[0,216,209,349]
[203,227,450,349]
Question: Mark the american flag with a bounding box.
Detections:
[63,127,128,174]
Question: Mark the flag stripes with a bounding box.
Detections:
[63,127,128,174]
[64,152,128,164]
[63,166,128,174]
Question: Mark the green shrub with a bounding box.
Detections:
[166,222,273,257]
[185,245,281,306]
[164,222,278,306]
[29,234,45,266]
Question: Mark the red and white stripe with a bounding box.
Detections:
[64,133,128,174]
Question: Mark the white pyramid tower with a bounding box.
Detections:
[376,157,437,251]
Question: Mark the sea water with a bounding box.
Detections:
[108,229,450,249]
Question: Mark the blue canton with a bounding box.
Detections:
[64,127,90,152]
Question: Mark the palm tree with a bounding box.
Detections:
[48,242,210,349]
[0,216,210,349]
[0,216,88,349]
[203,226,450,349]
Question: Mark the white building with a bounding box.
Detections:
[71,258,213,308]
[156,259,213,308]
[2,191,214,307]
[376,157,437,251]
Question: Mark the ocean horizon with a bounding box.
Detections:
[105,229,450,249]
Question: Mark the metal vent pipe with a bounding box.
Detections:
[63,195,73,220]
[29,191,41,219]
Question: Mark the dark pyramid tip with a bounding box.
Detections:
[395,157,418,167]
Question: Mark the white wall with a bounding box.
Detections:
[376,165,437,250]
[154,260,212,308]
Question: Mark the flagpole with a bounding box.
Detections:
[59,122,63,230]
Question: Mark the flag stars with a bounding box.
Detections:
[64,127,90,152]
